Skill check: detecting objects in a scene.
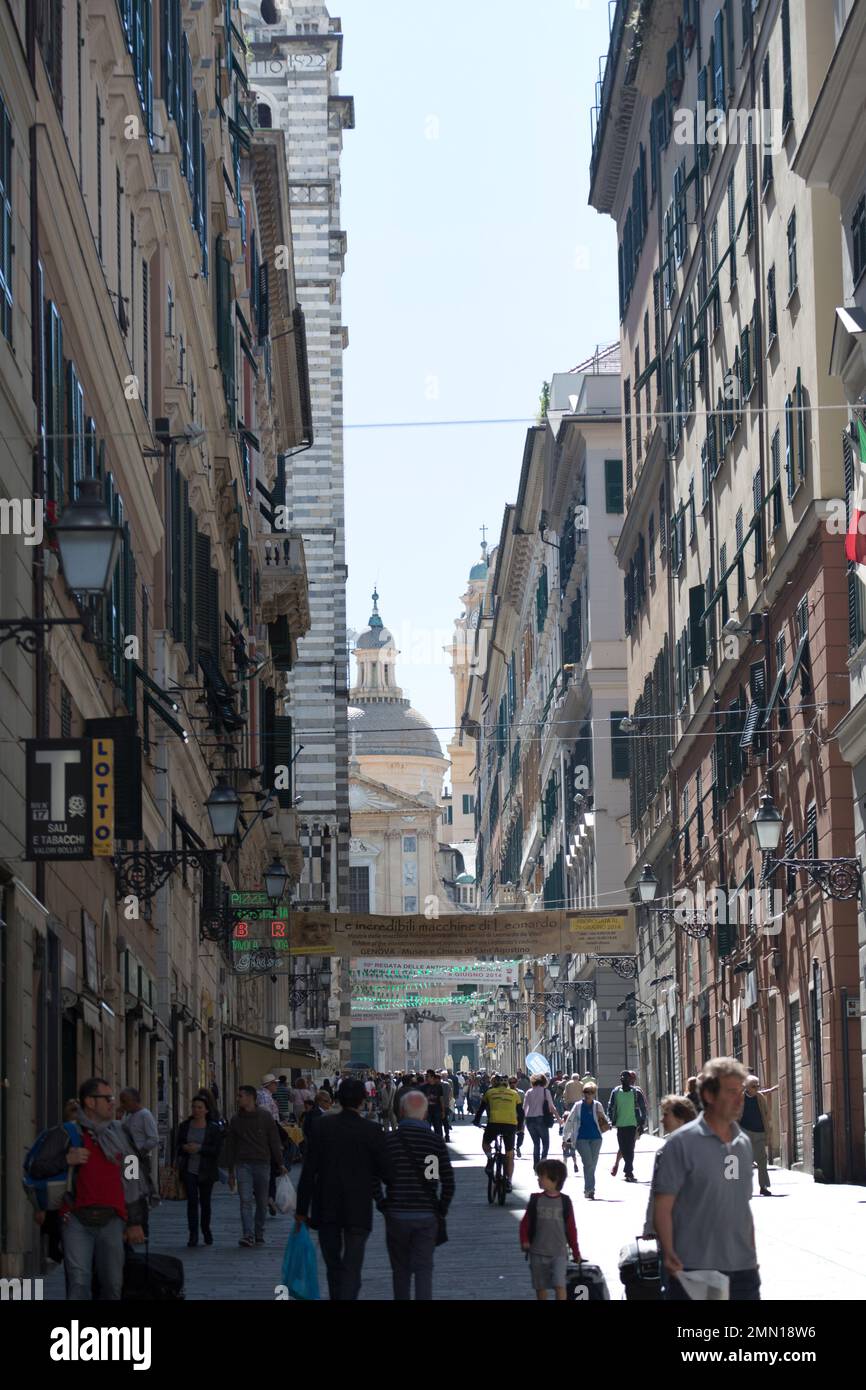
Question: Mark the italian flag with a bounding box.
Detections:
[845,419,866,569]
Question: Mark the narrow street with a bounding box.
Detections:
[41,1120,866,1302]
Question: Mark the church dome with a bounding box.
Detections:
[354,587,394,649]
[348,700,444,761]
[468,539,489,582]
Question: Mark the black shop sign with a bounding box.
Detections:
[26,738,92,860]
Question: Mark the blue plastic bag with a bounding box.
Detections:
[281,1223,320,1301]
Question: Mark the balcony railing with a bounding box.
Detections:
[589,0,628,188]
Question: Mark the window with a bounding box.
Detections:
[735,509,745,600]
[767,264,777,343]
[658,485,666,555]
[787,211,798,298]
[35,0,63,109]
[624,377,633,491]
[634,350,641,464]
[403,896,418,914]
[710,220,721,335]
[141,259,149,418]
[0,92,11,342]
[713,8,726,111]
[771,428,782,529]
[740,324,751,399]
[688,477,696,541]
[403,835,417,855]
[349,866,370,914]
[462,794,475,816]
[609,712,630,780]
[853,196,866,285]
[719,543,729,625]
[727,173,737,292]
[781,0,792,130]
[605,458,624,513]
[674,161,687,265]
[761,57,773,189]
[648,513,656,581]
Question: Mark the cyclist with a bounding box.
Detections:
[509,1075,526,1158]
[474,1073,524,1192]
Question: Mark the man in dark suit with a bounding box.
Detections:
[295,1075,393,1300]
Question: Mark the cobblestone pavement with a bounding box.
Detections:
[42,1118,866,1300]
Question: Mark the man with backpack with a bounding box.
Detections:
[26,1077,148,1299]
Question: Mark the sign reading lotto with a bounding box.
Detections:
[25,739,92,860]
[91,738,115,858]
[284,908,635,959]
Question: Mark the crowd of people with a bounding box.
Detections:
[27,1056,776,1302]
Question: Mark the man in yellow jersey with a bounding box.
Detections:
[474,1075,524,1191]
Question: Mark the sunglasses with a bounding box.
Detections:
[94,1093,114,1101]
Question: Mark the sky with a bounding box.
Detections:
[337,0,619,758]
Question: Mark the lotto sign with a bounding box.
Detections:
[25,739,92,860]
[91,738,115,857]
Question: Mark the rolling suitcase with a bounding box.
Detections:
[122,1247,185,1301]
[566,1259,610,1301]
[618,1235,662,1301]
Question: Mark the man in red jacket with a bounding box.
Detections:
[63,1077,147,1299]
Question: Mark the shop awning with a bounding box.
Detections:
[224,1027,320,1081]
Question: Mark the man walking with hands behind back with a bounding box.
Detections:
[296,1076,393,1300]
[653,1057,761,1301]
[223,1085,286,1248]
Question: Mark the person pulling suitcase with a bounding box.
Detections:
[519,1159,581,1302]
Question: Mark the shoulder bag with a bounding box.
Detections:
[594,1100,611,1133]
[541,1090,555,1128]
[396,1132,448,1246]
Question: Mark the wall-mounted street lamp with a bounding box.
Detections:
[264,857,290,905]
[636,862,713,939]
[205,777,243,841]
[0,477,123,651]
[749,790,862,901]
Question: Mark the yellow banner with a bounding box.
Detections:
[280,907,634,959]
[91,738,114,858]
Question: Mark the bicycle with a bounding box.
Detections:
[487,1132,508,1206]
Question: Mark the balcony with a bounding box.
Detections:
[258,531,311,641]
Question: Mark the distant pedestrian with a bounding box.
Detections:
[653,1058,760,1300]
[561,1081,610,1199]
[256,1074,280,1122]
[223,1086,286,1248]
[296,1077,393,1301]
[519,1159,581,1302]
[686,1076,703,1115]
[562,1073,583,1108]
[175,1095,223,1247]
[378,1090,454,1300]
[420,1069,447,1138]
[467,1073,482,1117]
[438,1071,454,1141]
[522,1075,560,1169]
[509,1075,526,1157]
[643,1095,697,1237]
[741,1075,775,1196]
[118,1087,159,1226]
[455,1075,466,1118]
[274,1074,292,1123]
[378,1074,398,1132]
[607,1071,647,1182]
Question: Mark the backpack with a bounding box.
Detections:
[23,1121,82,1212]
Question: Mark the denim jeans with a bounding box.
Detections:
[575,1138,603,1194]
[616,1126,637,1177]
[63,1212,126,1300]
[185,1172,214,1238]
[665,1266,761,1301]
[385,1212,439,1300]
[235,1162,270,1239]
[526,1116,551,1166]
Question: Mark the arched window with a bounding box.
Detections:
[257,103,273,129]
[384,664,389,686]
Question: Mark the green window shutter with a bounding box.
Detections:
[169,456,181,640]
[610,712,629,779]
[271,714,294,807]
[47,303,64,506]
[713,9,725,110]
[258,261,269,343]
[605,457,624,513]
[195,530,213,657]
[122,524,137,712]
[66,360,84,497]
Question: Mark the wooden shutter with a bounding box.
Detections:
[47,302,64,505]
[689,585,707,668]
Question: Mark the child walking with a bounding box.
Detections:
[519,1159,581,1301]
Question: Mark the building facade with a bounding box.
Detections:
[590,0,863,1176]
[794,0,866,1178]
[0,0,313,1275]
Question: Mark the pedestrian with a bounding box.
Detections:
[376,1073,397,1131]
[295,1076,393,1301]
[454,1074,466,1118]
[257,1074,281,1121]
[562,1072,583,1108]
[394,1072,416,1119]
[420,1068,447,1138]
[508,1075,526,1157]
[607,1070,647,1182]
[519,1159,581,1302]
[60,1078,148,1299]
[686,1076,703,1115]
[653,1058,761,1301]
[643,1095,697,1237]
[378,1090,455,1300]
[175,1094,223,1247]
[550,1073,566,1110]
[118,1087,159,1227]
[522,1074,560,1169]
[321,1078,333,1097]
[741,1075,775,1196]
[292,1076,315,1121]
[274,1074,292,1123]
[467,1072,482,1117]
[561,1081,610,1199]
[223,1085,286,1248]
[302,1090,333,1143]
[438,1070,454,1141]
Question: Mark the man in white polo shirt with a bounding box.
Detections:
[652,1056,760,1301]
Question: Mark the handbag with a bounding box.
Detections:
[396,1133,448,1246]
[159,1165,186,1201]
[541,1092,555,1128]
[595,1101,611,1134]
